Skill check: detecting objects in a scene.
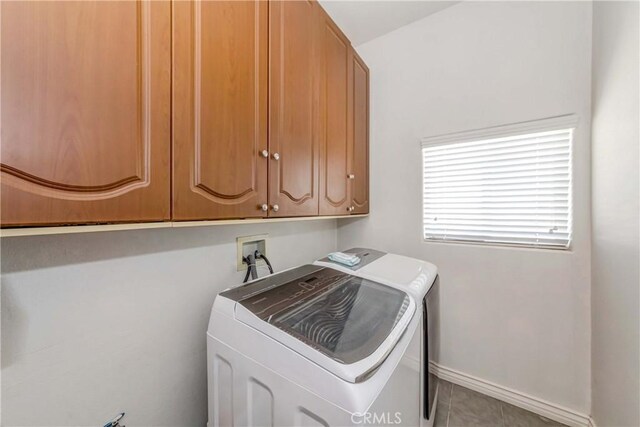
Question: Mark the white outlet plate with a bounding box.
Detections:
[236,234,269,271]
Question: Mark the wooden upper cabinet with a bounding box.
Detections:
[350,50,370,214]
[172,1,268,220]
[318,11,352,216]
[0,0,367,228]
[268,0,320,217]
[0,1,171,226]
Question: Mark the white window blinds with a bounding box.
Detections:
[422,118,575,249]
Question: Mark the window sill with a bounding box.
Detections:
[422,237,573,252]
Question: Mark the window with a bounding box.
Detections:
[421,116,576,249]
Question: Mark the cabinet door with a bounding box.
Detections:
[268,0,320,217]
[0,1,171,226]
[350,50,370,214]
[172,1,268,220]
[319,12,352,216]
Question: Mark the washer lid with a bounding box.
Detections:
[223,265,415,382]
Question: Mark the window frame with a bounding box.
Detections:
[420,115,578,251]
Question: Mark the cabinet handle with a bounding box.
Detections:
[260,204,268,212]
[272,204,279,212]
[272,152,280,161]
[260,150,269,158]
[347,206,355,212]
[347,174,355,179]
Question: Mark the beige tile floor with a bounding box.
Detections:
[435,380,568,427]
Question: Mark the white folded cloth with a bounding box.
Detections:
[328,252,361,267]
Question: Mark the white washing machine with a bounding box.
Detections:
[207,248,439,427]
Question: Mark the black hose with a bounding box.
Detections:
[242,256,253,283]
[242,252,273,283]
[247,254,258,280]
[255,250,274,274]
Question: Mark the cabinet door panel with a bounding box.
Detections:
[0,0,171,226]
[268,0,320,217]
[319,14,351,216]
[351,51,370,214]
[172,0,268,220]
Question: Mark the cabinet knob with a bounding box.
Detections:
[272,152,280,161]
[347,174,355,179]
[347,206,355,212]
[272,204,279,212]
[260,204,268,212]
[260,149,269,158]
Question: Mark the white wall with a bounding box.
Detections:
[337,1,593,414]
[591,2,640,426]
[1,221,337,426]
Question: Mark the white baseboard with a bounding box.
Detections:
[430,363,591,427]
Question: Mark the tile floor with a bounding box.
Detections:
[434,379,568,427]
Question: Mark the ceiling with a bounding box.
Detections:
[319,1,459,46]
